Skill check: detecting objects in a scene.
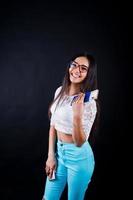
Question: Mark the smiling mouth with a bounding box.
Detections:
[71,73,81,78]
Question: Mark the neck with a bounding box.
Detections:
[68,83,81,96]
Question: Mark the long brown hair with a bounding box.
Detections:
[48,52,100,144]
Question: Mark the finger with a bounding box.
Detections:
[45,166,53,171]
[48,170,53,178]
[78,93,84,98]
[72,93,84,105]
[45,165,50,171]
[73,97,81,104]
[75,93,83,100]
[79,93,85,102]
[46,168,53,176]
[71,95,78,105]
[45,166,52,174]
[75,93,84,103]
[45,168,50,174]
[45,166,48,172]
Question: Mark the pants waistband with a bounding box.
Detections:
[57,139,88,146]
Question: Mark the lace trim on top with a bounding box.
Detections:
[50,86,98,140]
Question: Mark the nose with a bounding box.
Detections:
[74,66,81,74]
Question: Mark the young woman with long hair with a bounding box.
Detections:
[42,52,100,200]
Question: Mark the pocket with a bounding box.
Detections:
[68,144,90,160]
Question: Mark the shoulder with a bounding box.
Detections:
[55,85,62,95]
[85,98,97,108]
[85,89,99,113]
[84,89,99,106]
[54,85,62,98]
[89,89,99,100]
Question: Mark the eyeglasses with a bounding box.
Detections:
[69,61,88,73]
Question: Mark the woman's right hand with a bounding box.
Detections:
[45,156,57,179]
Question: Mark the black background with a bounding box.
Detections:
[0,1,129,200]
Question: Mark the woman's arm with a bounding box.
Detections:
[48,125,57,159]
[45,125,57,179]
[47,86,61,157]
[72,116,86,147]
[72,93,86,147]
[72,94,97,146]
[45,86,61,178]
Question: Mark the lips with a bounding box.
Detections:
[71,73,80,78]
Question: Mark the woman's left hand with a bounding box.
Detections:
[72,93,85,118]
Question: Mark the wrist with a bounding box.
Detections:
[48,152,56,158]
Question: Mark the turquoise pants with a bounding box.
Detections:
[43,139,95,200]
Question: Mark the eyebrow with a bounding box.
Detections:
[73,61,89,68]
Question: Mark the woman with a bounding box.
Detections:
[42,52,100,200]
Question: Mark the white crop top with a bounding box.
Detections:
[50,86,99,141]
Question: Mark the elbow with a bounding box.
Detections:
[49,125,57,135]
[72,132,86,147]
[74,138,86,147]
[75,143,83,147]
[75,142,85,147]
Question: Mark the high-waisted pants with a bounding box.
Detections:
[43,139,95,200]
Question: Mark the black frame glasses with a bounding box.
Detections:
[69,61,88,73]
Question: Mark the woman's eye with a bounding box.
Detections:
[81,66,87,71]
[71,63,77,67]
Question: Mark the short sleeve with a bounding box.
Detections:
[50,112,55,126]
[83,99,97,140]
[53,86,62,99]
[50,86,62,126]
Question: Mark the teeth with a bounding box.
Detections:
[71,73,80,78]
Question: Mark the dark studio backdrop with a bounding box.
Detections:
[0,1,129,200]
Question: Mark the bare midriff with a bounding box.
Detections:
[56,130,74,143]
